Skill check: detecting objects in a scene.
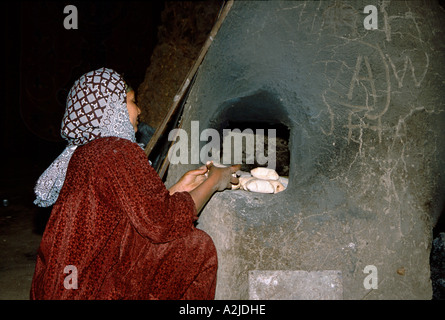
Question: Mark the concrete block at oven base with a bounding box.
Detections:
[249,270,343,300]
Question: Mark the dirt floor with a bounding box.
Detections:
[0,157,51,300]
[0,202,43,300]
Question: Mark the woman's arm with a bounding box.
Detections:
[168,165,208,195]
[168,162,240,213]
[189,163,240,213]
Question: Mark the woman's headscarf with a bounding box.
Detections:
[34,67,136,207]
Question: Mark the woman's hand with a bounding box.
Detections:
[188,162,241,214]
[168,165,208,195]
[205,162,240,191]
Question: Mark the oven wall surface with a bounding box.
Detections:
[165,0,445,299]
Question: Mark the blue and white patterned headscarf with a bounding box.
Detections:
[34,68,136,207]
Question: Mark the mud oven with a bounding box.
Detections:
[165,1,445,299]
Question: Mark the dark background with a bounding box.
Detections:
[2,1,165,204]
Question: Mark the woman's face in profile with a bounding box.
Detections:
[126,90,141,132]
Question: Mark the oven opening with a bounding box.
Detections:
[218,120,290,177]
[202,90,292,193]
